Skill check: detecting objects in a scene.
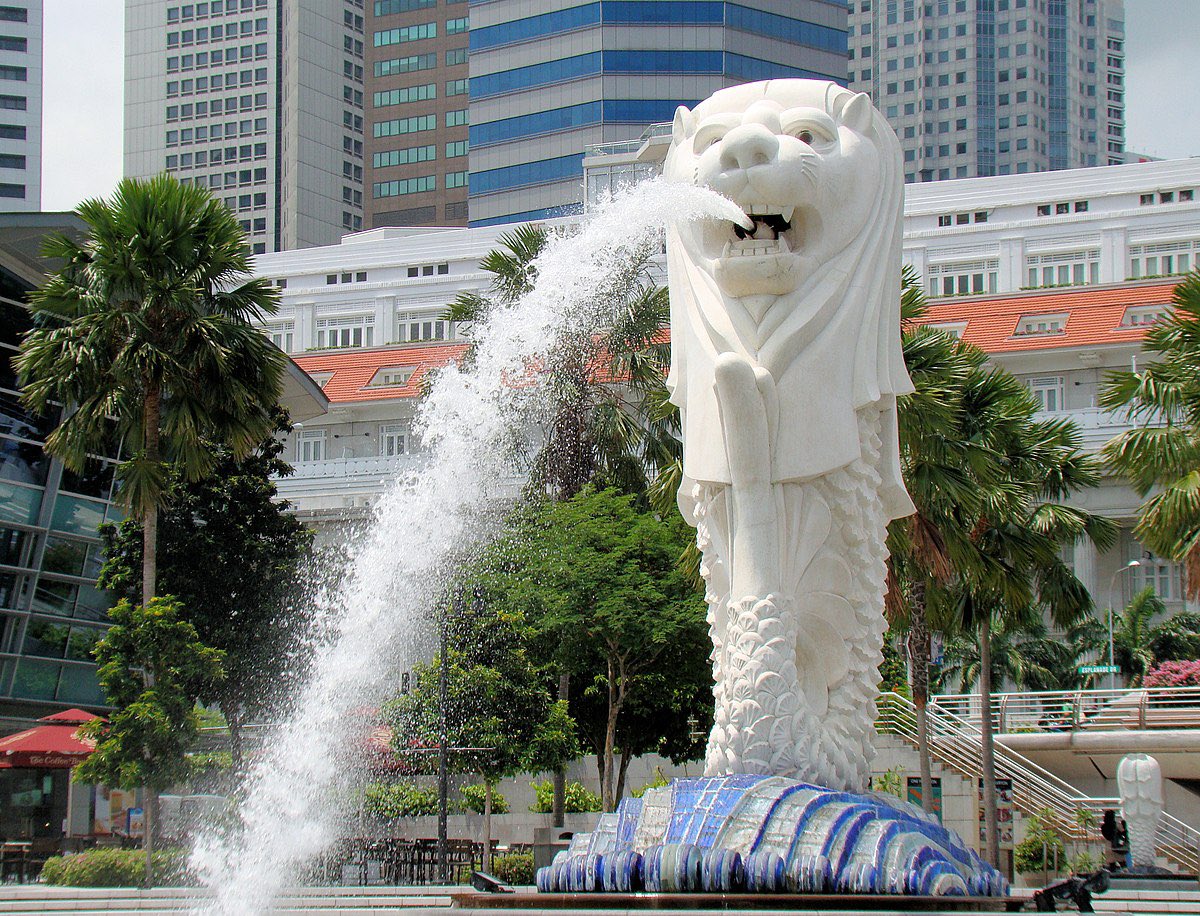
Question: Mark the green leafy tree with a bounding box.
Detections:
[386,597,561,870]
[1103,270,1200,598]
[466,487,707,811]
[16,174,285,609]
[74,597,224,879]
[96,416,314,773]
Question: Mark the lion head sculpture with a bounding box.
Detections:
[664,79,913,521]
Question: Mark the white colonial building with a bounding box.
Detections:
[253,157,1200,610]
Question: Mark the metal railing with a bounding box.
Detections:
[877,692,1200,872]
[930,687,1200,734]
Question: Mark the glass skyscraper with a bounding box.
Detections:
[465,0,850,227]
[0,214,117,729]
[849,0,1125,183]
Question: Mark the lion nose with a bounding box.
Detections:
[720,124,780,171]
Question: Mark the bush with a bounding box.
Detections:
[631,771,670,799]
[1144,659,1200,688]
[363,781,439,818]
[491,852,535,886]
[460,783,509,815]
[530,780,602,813]
[1014,809,1067,875]
[40,848,186,887]
[1070,850,1101,875]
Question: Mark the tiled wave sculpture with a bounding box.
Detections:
[536,775,1007,897]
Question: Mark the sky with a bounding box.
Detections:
[39,0,1200,212]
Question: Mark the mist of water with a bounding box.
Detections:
[188,180,746,915]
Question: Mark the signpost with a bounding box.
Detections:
[1078,664,1120,675]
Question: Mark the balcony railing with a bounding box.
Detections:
[283,454,418,481]
[1035,406,1139,451]
[931,686,1200,734]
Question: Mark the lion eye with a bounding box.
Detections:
[798,130,814,145]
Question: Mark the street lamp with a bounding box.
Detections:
[1107,559,1142,691]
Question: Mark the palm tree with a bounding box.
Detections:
[939,616,1098,694]
[1103,270,1200,599]
[16,174,284,871]
[886,269,998,813]
[950,382,1115,867]
[1076,586,1200,686]
[443,223,677,498]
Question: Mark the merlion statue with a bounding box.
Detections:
[663,79,913,791]
[535,81,1007,898]
[1117,753,1163,869]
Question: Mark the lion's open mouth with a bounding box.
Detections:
[724,205,795,259]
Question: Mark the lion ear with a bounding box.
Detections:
[672,105,697,144]
[835,92,874,135]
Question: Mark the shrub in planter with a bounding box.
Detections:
[460,783,509,815]
[40,848,186,887]
[491,852,535,886]
[530,780,602,814]
[1014,809,1067,876]
[363,781,439,818]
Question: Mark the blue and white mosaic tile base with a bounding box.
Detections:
[537,775,1007,897]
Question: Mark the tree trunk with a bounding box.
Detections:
[483,779,493,874]
[615,751,632,805]
[225,703,244,779]
[979,616,1000,869]
[552,672,569,827]
[602,656,618,811]
[905,587,935,814]
[143,787,156,887]
[141,384,161,608]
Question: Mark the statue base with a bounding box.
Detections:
[536,775,1007,898]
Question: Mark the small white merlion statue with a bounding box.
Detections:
[1117,752,1163,869]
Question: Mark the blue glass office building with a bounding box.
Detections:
[0,214,117,731]
[466,0,849,227]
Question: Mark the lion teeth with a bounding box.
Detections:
[781,206,795,224]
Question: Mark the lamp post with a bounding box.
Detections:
[1107,559,1142,691]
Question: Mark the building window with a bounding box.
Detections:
[445,109,468,127]
[373,175,436,198]
[297,430,326,463]
[266,320,294,352]
[315,314,374,349]
[445,140,467,158]
[398,312,451,342]
[445,170,468,189]
[379,423,409,457]
[1014,313,1068,336]
[1129,241,1196,280]
[1120,305,1171,327]
[372,83,437,107]
[1027,376,1064,412]
[446,17,468,34]
[371,367,414,388]
[1132,552,1182,603]
[1025,250,1100,288]
[926,259,999,298]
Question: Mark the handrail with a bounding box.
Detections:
[877,692,1199,873]
[929,686,1200,734]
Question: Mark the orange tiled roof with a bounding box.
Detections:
[921,281,1178,353]
[293,343,469,403]
[293,282,1181,404]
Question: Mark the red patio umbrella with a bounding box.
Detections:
[0,708,101,769]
